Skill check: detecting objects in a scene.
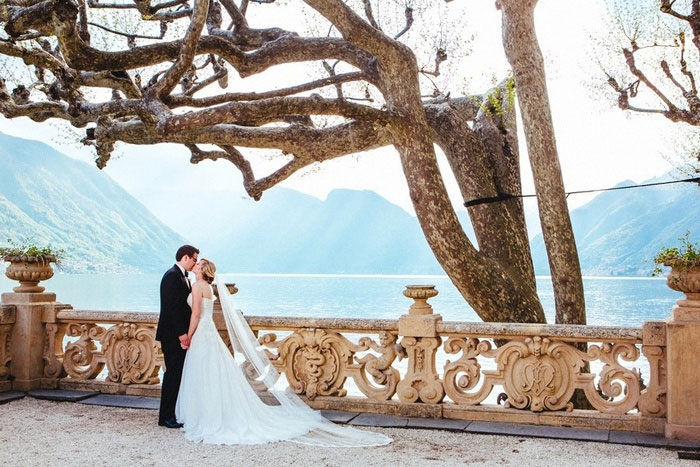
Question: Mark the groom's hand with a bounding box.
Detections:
[179,334,190,349]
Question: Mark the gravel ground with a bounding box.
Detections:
[0,398,694,467]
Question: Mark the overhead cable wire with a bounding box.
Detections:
[463,176,700,208]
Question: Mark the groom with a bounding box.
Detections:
[156,244,199,428]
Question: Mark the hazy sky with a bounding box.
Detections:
[0,0,682,217]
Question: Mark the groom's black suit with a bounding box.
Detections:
[156,264,192,424]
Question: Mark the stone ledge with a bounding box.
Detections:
[0,391,25,404]
[28,389,99,402]
[349,414,409,428]
[466,421,609,442]
[78,394,159,410]
[320,410,359,423]
[406,417,471,431]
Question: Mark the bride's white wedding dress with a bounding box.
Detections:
[175,282,391,447]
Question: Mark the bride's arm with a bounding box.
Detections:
[187,283,203,341]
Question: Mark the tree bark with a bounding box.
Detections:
[498,0,586,325]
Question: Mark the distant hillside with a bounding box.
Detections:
[175,187,470,274]
[3,132,696,277]
[0,132,185,272]
[530,175,700,276]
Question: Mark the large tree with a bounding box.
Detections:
[0,0,585,325]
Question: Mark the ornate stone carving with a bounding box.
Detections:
[259,329,401,402]
[4,258,55,293]
[102,323,160,384]
[666,264,700,295]
[583,342,641,414]
[0,322,12,380]
[351,331,400,400]
[443,337,489,404]
[43,323,66,379]
[63,323,106,380]
[397,336,444,403]
[444,336,646,414]
[638,345,667,417]
[263,329,354,400]
[396,284,444,404]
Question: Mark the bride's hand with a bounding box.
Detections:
[179,334,190,349]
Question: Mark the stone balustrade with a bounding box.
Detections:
[17,291,665,435]
[4,276,700,440]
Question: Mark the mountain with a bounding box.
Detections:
[530,175,700,276]
[178,187,457,274]
[0,132,185,272]
[3,132,696,277]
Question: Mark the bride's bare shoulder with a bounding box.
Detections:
[193,280,213,298]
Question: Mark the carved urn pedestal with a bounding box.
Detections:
[664,263,700,441]
[4,255,55,293]
[396,285,445,404]
[1,256,61,391]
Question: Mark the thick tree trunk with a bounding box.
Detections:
[382,47,545,324]
[498,0,586,325]
[424,102,544,323]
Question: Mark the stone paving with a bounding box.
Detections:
[3,389,700,454]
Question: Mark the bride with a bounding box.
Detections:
[175,258,392,447]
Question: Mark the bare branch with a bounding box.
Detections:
[151,0,209,97]
[393,7,414,40]
[187,143,302,200]
[87,21,167,41]
[159,95,393,134]
[77,0,90,43]
[660,0,691,21]
[623,47,679,111]
[361,0,381,31]
[168,72,367,108]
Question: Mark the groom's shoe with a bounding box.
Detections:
[159,419,184,429]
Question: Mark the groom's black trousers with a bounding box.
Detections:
[159,339,186,423]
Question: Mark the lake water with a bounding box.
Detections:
[0,273,679,326]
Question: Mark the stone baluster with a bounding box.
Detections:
[664,264,700,440]
[396,285,445,404]
[0,304,16,392]
[1,287,61,391]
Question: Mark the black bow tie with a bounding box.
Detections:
[183,270,189,277]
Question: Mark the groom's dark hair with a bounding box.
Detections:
[176,245,199,261]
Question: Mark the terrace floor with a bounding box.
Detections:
[1,390,698,466]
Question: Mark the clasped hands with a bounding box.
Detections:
[179,334,191,350]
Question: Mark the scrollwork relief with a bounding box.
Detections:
[63,323,106,380]
[443,335,647,414]
[397,336,444,404]
[43,323,66,379]
[102,323,160,385]
[638,344,667,417]
[582,342,641,414]
[443,337,491,405]
[0,323,12,380]
[350,331,401,401]
[262,329,355,400]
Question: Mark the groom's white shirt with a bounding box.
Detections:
[175,263,191,290]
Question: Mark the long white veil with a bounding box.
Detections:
[215,278,392,447]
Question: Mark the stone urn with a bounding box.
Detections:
[3,255,56,293]
[665,260,700,320]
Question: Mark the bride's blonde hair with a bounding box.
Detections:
[199,258,217,284]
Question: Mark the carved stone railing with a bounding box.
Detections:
[43,302,667,433]
[0,304,15,392]
[47,310,163,396]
